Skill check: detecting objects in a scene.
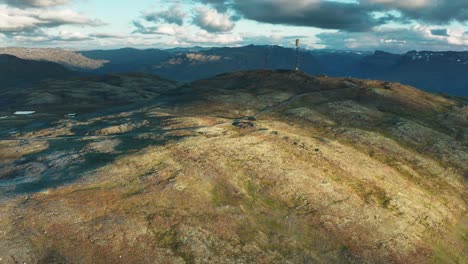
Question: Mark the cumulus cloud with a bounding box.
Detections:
[195,0,468,31]
[132,21,184,36]
[5,28,168,48]
[132,19,241,45]
[5,28,91,44]
[2,0,69,8]
[431,29,449,37]
[4,0,467,50]
[362,0,468,24]
[140,4,236,33]
[0,2,108,47]
[196,0,230,12]
[193,7,235,32]
[317,25,468,52]
[144,5,186,26]
[181,29,242,44]
[362,0,431,9]
[51,30,93,41]
[230,0,380,32]
[132,20,158,35]
[0,5,104,33]
[134,4,238,44]
[89,32,128,39]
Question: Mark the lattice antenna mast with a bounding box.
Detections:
[295,39,300,71]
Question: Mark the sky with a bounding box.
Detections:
[0,0,467,52]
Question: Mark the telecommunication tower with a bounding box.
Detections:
[295,39,300,71]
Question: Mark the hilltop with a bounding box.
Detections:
[0,70,466,263]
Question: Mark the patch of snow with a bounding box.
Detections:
[0,116,8,119]
[14,111,36,115]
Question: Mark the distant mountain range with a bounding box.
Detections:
[81,46,468,96]
[1,46,467,96]
[80,48,171,73]
[349,50,468,96]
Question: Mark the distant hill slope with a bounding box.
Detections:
[0,47,108,70]
[80,48,171,73]
[355,50,468,96]
[0,73,179,113]
[0,70,466,263]
[0,54,74,88]
[81,45,325,80]
[147,45,323,81]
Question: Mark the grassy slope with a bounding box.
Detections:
[0,70,466,263]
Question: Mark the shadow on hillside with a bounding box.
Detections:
[0,113,189,198]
